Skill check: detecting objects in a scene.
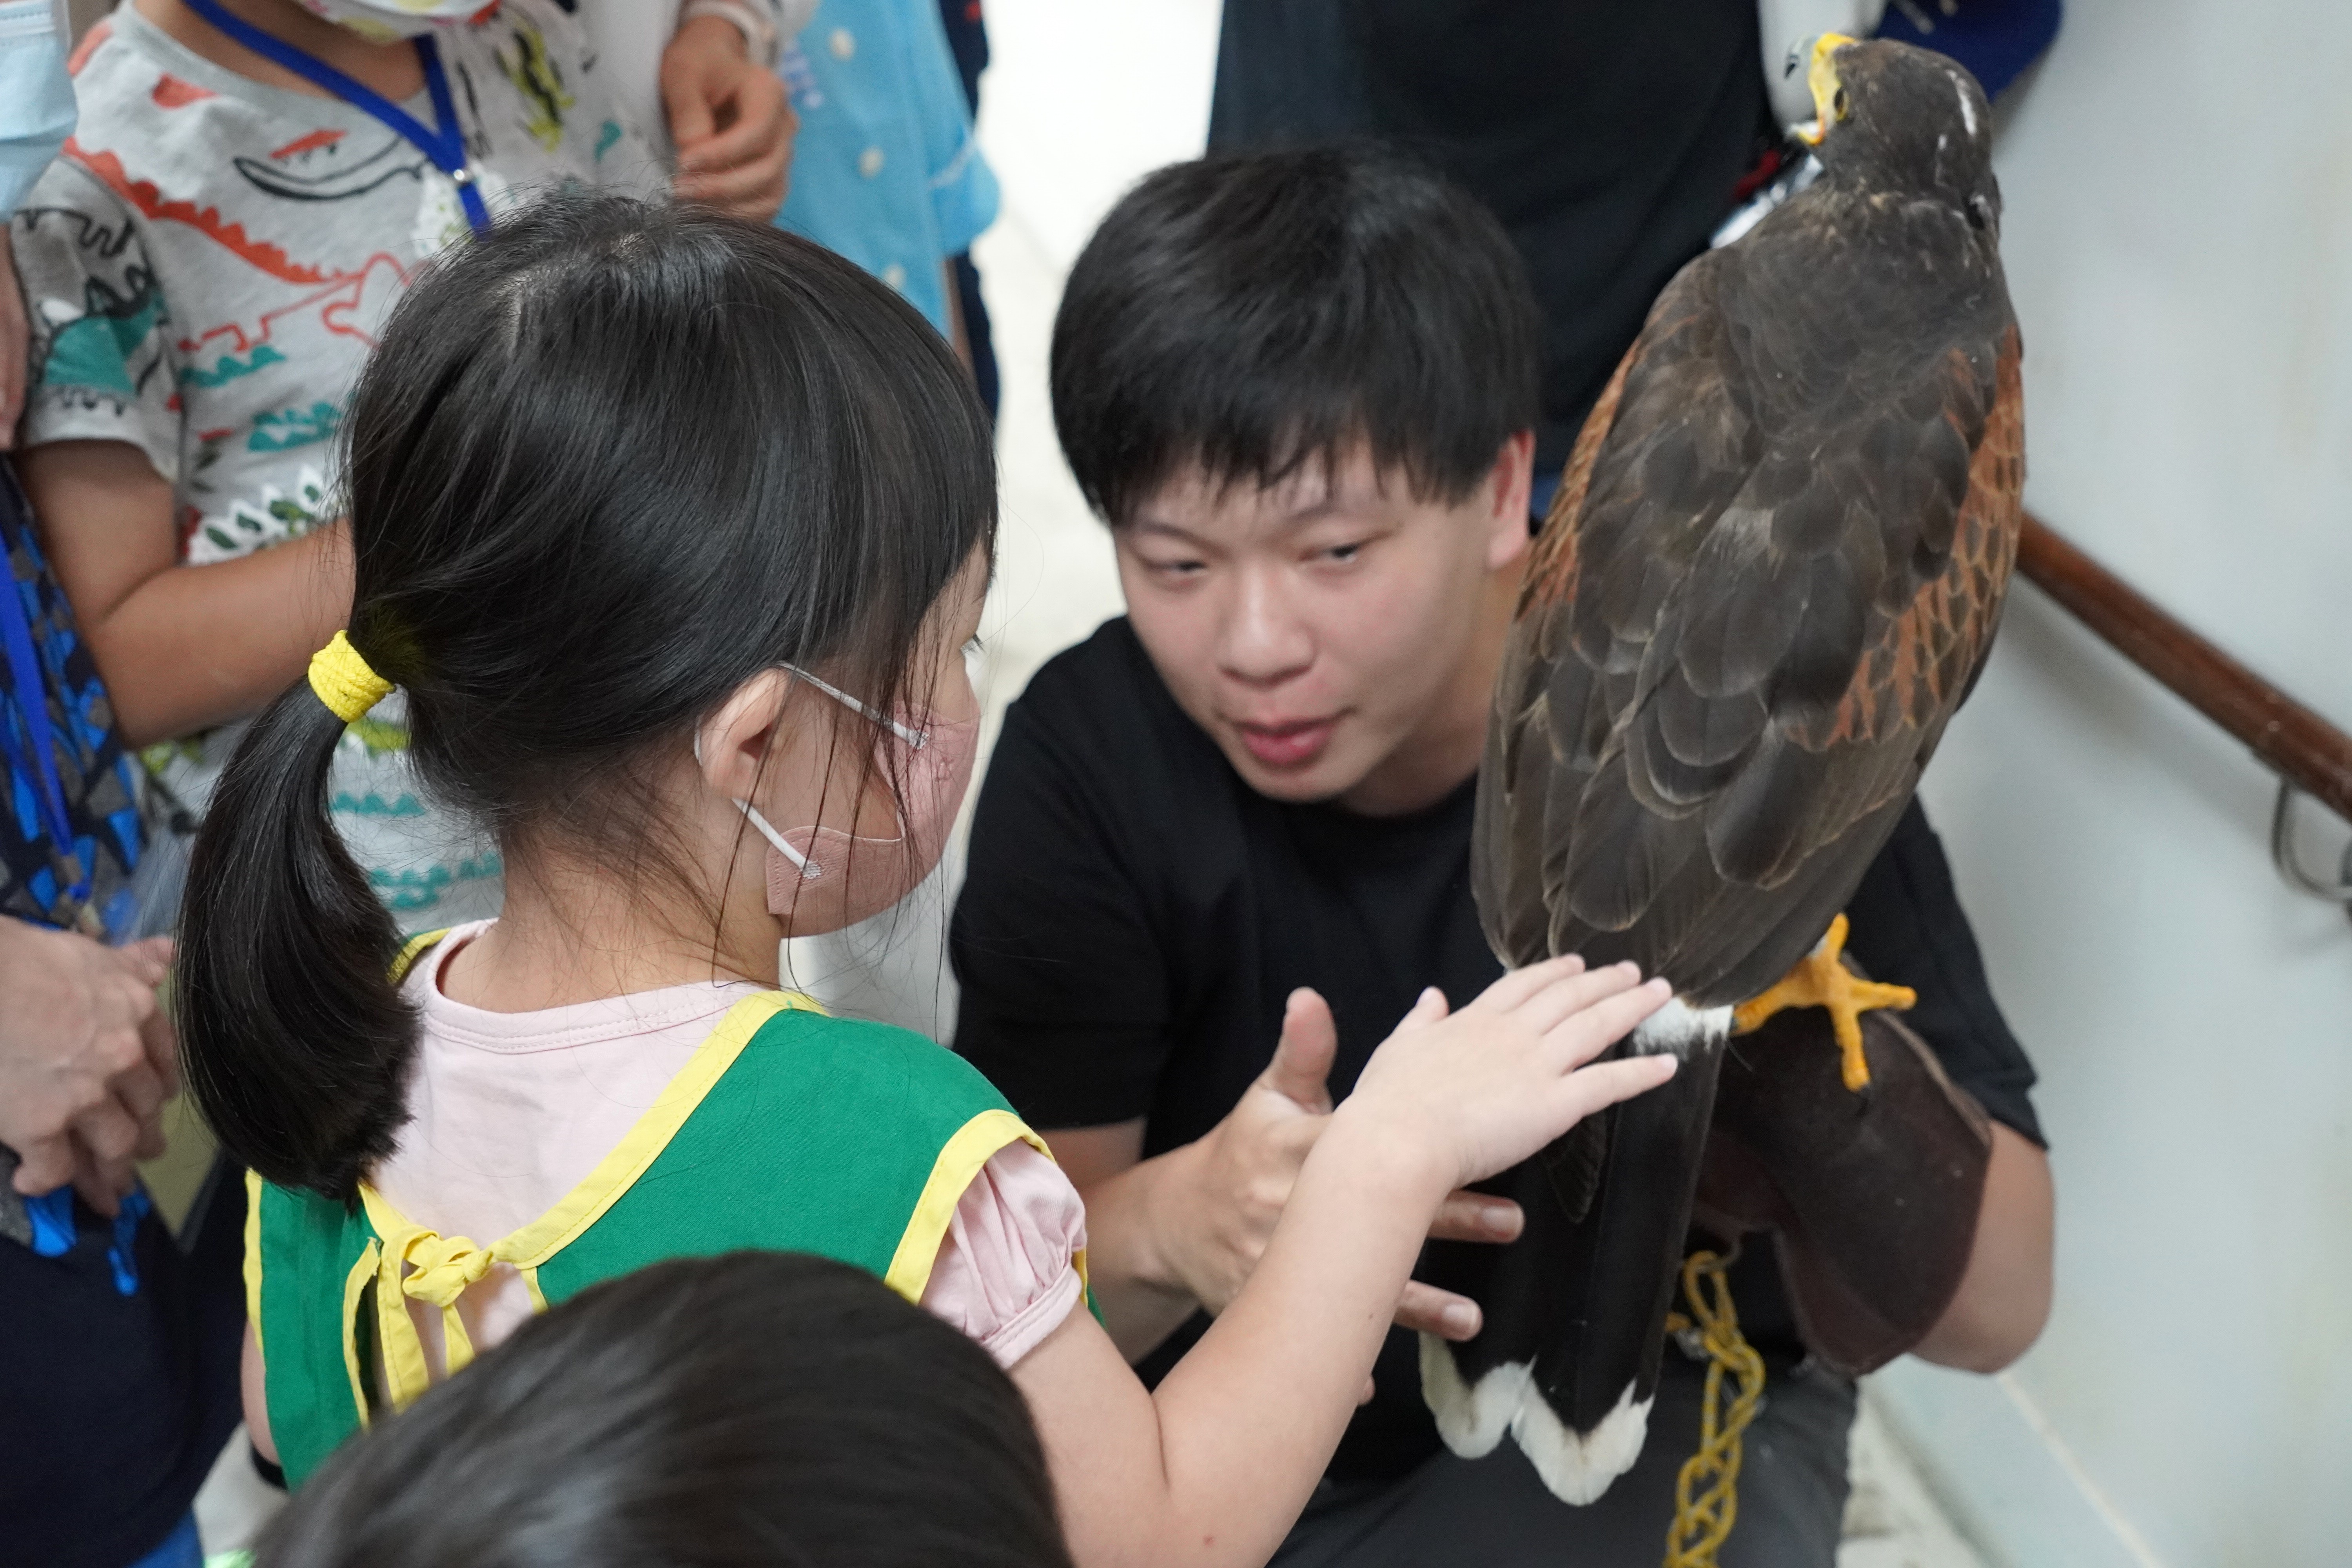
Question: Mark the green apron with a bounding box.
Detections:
[245,976,1069,1486]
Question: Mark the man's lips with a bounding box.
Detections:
[1232,716,1339,769]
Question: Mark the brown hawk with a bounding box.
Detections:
[1430,37,2026,1503]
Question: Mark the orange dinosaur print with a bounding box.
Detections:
[67,140,336,285]
[151,74,216,109]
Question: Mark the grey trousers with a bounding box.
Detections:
[1273,1356,1857,1568]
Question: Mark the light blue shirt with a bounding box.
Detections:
[773,0,998,338]
[0,0,75,220]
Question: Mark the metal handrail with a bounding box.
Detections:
[2270,784,2352,906]
[2014,514,2352,912]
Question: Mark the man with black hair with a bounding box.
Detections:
[951,149,2053,1564]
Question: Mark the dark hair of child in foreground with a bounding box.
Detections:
[255,1251,1074,1568]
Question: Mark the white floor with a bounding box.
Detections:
[1843,1390,1990,1568]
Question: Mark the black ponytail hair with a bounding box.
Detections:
[179,196,996,1200]
[257,1251,1076,1568]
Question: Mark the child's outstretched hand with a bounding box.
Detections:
[1014,956,1674,1568]
[1340,956,1676,1197]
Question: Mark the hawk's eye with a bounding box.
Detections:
[1832,87,1850,120]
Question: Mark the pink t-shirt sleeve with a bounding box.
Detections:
[920,1141,1088,1369]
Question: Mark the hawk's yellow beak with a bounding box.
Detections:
[1795,34,1855,147]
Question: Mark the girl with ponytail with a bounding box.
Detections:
[188,192,1680,1567]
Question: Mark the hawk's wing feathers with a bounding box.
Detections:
[1477,241,2022,1008]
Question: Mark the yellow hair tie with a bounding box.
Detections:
[308,630,393,723]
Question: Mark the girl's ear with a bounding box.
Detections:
[1486,428,1537,572]
[695,668,798,802]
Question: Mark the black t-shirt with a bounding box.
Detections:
[1206,0,1775,470]
[952,617,2042,1484]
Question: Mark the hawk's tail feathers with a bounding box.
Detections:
[1417,1335,1653,1506]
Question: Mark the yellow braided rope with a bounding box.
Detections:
[308,631,392,723]
[1662,1249,1768,1568]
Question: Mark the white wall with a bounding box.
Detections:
[1881,2,2352,1564]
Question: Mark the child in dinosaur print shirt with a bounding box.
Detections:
[9,0,659,930]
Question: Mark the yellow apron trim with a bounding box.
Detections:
[341,1242,379,1430]
[346,989,824,1412]
[881,1107,1056,1305]
[521,1264,548,1313]
[243,1168,266,1358]
[500,991,822,1267]
[388,928,452,986]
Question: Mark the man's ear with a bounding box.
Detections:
[1485,429,1538,571]
[695,668,797,802]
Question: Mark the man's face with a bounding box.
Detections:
[1116,438,1532,811]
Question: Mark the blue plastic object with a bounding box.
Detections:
[1877,0,2063,103]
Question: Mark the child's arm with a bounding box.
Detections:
[1,243,31,451]
[1013,959,1675,1568]
[16,440,351,747]
[240,1321,279,1466]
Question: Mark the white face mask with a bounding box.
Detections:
[294,0,496,42]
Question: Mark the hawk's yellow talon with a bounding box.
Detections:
[1730,913,1915,1092]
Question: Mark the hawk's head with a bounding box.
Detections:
[1794,36,2002,243]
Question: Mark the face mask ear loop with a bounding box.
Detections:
[695,724,822,878]
[739,800,820,877]
[779,662,930,750]
[766,666,918,854]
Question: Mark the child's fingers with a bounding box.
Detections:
[140,1006,180,1102]
[120,936,174,985]
[10,1132,73,1198]
[1541,977,1673,1069]
[71,1096,142,1164]
[686,71,792,176]
[1553,1052,1679,1121]
[68,1140,132,1219]
[661,63,719,150]
[1390,985,1450,1034]
[675,111,791,206]
[1472,953,1587,1013]
[1503,960,1644,1036]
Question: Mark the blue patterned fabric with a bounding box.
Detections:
[0,461,147,939]
[773,0,998,336]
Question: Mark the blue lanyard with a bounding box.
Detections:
[179,0,493,238]
[0,563,91,912]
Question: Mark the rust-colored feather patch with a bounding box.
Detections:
[1523,342,1638,617]
[1818,329,2024,750]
